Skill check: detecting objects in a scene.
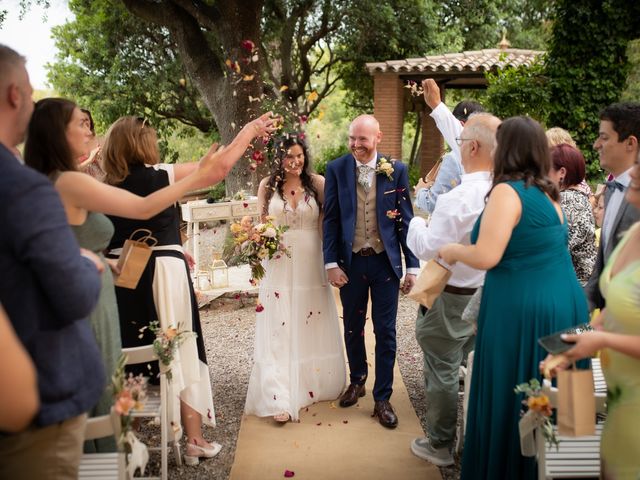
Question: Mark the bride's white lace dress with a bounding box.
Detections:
[244,193,346,420]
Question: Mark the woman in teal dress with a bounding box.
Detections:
[439,116,589,479]
[552,153,640,480]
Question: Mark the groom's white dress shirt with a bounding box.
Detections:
[407,170,492,288]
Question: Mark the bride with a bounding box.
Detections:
[244,135,346,423]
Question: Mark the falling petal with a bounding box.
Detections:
[309,391,314,398]
[256,303,264,312]
[343,420,349,424]
[243,74,255,81]
[330,402,337,409]
[280,85,289,92]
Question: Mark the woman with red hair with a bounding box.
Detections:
[549,144,597,284]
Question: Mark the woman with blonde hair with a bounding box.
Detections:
[101,114,275,464]
[25,98,275,455]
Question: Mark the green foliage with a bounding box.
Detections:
[485,57,550,123]
[621,39,640,102]
[313,144,348,176]
[408,164,421,188]
[440,0,552,52]
[336,0,445,111]
[545,0,640,176]
[206,182,227,203]
[484,2,640,180]
[48,0,214,139]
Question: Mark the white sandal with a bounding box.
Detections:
[184,439,222,466]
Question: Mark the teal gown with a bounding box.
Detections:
[460,180,589,479]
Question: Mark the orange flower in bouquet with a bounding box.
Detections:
[515,378,558,449]
[229,215,290,283]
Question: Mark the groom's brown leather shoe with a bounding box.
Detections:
[339,383,366,407]
[373,400,398,428]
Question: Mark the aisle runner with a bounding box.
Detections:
[230,289,441,480]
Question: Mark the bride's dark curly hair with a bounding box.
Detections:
[263,135,321,216]
[490,116,559,201]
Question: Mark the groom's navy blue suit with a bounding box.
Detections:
[323,152,419,401]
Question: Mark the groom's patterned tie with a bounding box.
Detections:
[357,164,372,192]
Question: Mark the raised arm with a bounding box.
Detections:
[173,112,277,183]
[422,79,463,164]
[58,114,278,221]
[438,183,521,270]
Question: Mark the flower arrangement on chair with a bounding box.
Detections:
[111,354,149,476]
[228,215,290,283]
[145,321,195,382]
[515,378,559,451]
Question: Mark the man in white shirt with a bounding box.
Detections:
[406,113,501,466]
[584,102,640,310]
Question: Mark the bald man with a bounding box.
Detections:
[406,113,501,466]
[323,114,420,428]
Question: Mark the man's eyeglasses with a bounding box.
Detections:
[455,137,473,146]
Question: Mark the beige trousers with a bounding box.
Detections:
[0,413,87,480]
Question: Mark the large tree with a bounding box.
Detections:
[49,0,442,194]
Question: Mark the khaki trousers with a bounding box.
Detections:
[415,292,475,449]
[0,413,87,480]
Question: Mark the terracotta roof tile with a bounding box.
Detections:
[366,48,544,75]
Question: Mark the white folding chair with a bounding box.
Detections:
[535,358,607,480]
[455,350,474,454]
[123,345,182,480]
[78,409,127,480]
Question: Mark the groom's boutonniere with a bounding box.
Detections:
[375,157,394,181]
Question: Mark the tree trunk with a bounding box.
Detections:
[123,0,267,196]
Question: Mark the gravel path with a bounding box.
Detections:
[154,293,463,480]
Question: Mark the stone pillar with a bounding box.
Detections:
[419,82,446,176]
[373,74,404,160]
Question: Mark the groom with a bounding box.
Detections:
[323,114,419,428]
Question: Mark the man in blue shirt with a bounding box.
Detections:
[0,44,105,479]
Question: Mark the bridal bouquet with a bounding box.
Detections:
[229,215,290,283]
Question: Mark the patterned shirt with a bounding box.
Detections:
[561,189,597,284]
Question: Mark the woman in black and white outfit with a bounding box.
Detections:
[102,114,275,464]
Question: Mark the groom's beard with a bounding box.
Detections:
[351,147,372,163]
